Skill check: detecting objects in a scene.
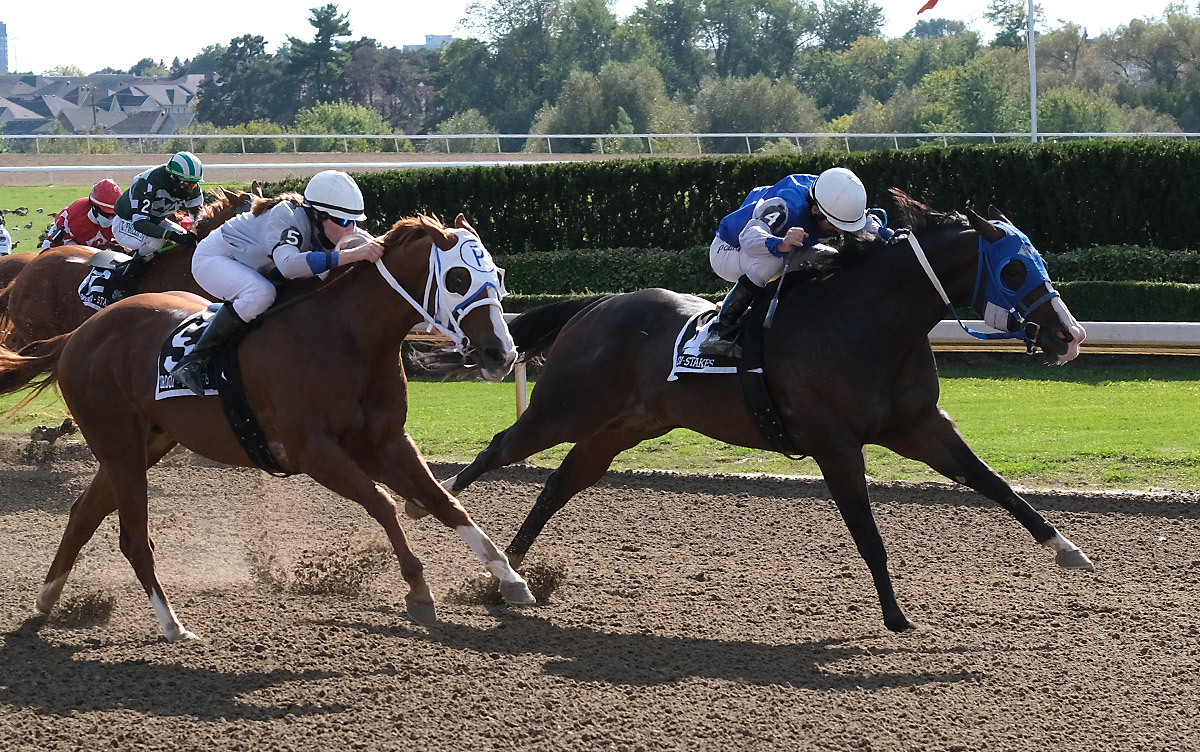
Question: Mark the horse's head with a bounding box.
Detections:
[965,207,1086,364]
[377,214,516,381]
[195,184,263,240]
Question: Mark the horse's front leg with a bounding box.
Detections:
[295,438,440,624]
[814,441,914,633]
[879,407,1093,571]
[366,432,535,607]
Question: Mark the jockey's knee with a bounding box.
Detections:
[231,288,275,322]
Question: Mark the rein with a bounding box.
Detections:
[906,231,1037,349]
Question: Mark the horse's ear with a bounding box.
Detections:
[967,208,1006,243]
[421,215,459,251]
[212,186,227,200]
[454,213,478,237]
[251,180,264,198]
[987,204,1013,225]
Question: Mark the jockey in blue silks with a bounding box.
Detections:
[701,167,891,358]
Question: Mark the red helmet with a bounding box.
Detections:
[89,179,121,212]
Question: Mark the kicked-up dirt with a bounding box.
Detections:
[1,437,1197,751]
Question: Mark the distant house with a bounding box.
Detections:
[402,35,454,52]
[0,72,204,135]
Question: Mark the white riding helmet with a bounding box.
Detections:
[810,167,868,232]
[303,170,367,222]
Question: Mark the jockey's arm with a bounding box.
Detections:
[738,219,787,257]
[271,225,337,279]
[41,218,67,250]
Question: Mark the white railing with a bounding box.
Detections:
[0,131,1194,156]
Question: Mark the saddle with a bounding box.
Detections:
[155,308,293,477]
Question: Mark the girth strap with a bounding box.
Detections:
[212,333,294,478]
[736,281,807,460]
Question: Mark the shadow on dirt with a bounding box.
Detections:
[321,611,983,692]
[0,616,347,719]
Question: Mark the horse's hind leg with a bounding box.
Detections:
[38,470,119,613]
[37,430,178,615]
[506,430,646,567]
[879,408,1093,570]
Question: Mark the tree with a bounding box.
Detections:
[1037,86,1121,132]
[701,0,821,78]
[818,0,884,51]
[905,18,967,39]
[985,0,1044,49]
[693,74,825,151]
[293,101,411,151]
[626,0,709,94]
[914,52,1027,132]
[44,64,84,77]
[287,3,353,107]
[129,58,170,77]
[428,109,498,153]
[196,35,291,126]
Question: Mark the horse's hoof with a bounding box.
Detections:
[164,628,201,643]
[500,579,536,606]
[885,615,916,633]
[403,500,430,520]
[1056,548,1094,571]
[406,598,438,625]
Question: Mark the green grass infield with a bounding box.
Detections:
[2,357,1197,493]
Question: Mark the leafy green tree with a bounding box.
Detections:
[293,101,412,151]
[915,52,1027,132]
[693,74,825,151]
[1037,86,1121,132]
[550,0,619,79]
[427,109,498,153]
[129,58,170,76]
[625,0,709,95]
[376,48,445,134]
[818,0,884,51]
[196,35,291,126]
[985,0,1044,49]
[45,64,84,76]
[905,18,967,39]
[702,0,821,78]
[288,3,353,107]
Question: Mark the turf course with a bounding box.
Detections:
[2,359,1196,492]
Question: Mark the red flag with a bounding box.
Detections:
[917,0,938,13]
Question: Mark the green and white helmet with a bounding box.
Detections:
[165,151,204,182]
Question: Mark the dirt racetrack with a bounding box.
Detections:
[1,437,1197,751]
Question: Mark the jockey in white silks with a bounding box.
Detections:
[169,170,383,395]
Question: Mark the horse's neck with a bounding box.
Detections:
[863,231,978,340]
[138,247,202,296]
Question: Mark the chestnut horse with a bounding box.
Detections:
[427,191,1093,634]
[0,214,533,642]
[0,185,260,349]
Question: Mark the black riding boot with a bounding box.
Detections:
[109,253,152,301]
[699,275,762,359]
[170,303,248,396]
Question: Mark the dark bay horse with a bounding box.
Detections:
[0,252,34,291]
[0,185,259,349]
[0,213,533,642]
[424,191,1093,633]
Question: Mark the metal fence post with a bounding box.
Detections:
[745,135,751,154]
[597,137,604,155]
[696,136,702,154]
[647,136,653,154]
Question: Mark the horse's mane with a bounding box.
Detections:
[251,192,303,217]
[888,188,968,234]
[378,214,450,252]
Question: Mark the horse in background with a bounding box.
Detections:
[422,189,1092,634]
[0,213,532,642]
[0,185,261,349]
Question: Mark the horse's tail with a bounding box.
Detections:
[0,332,72,406]
[510,294,613,363]
[0,280,13,343]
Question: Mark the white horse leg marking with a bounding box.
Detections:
[150,592,199,642]
[456,525,535,604]
[1043,531,1094,571]
[36,575,69,613]
[440,474,458,492]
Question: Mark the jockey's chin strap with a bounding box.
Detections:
[906,232,1038,351]
[372,242,503,353]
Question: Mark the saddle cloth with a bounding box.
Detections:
[155,306,221,399]
[667,309,741,382]
[77,267,119,311]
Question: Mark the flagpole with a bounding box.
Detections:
[1028,0,1038,142]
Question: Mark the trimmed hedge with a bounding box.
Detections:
[501,283,1200,322]
[1048,246,1200,283]
[266,139,1200,256]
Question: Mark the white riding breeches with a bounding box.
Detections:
[112,217,185,257]
[192,234,277,322]
[709,235,786,288]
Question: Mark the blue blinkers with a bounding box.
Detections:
[968,221,1059,347]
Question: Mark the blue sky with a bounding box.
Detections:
[0,0,1185,77]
